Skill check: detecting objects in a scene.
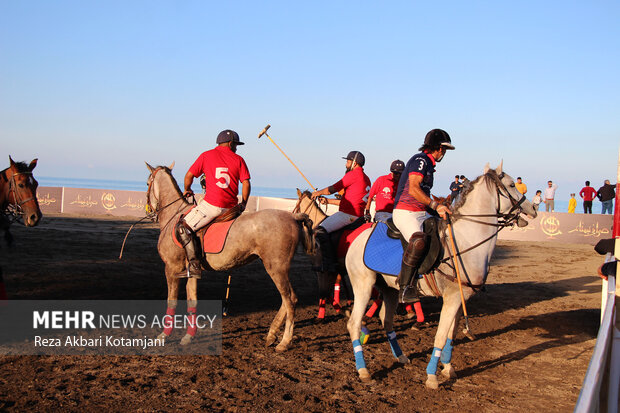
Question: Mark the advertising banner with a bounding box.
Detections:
[62,188,148,217]
[36,187,63,214]
[498,212,613,245]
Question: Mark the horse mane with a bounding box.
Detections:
[155,166,185,196]
[452,169,503,213]
[2,161,30,175]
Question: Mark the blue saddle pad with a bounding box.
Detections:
[363,222,403,277]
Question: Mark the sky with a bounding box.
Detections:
[1,1,619,201]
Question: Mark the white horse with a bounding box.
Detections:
[344,163,537,388]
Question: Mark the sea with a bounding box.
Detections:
[37,177,300,200]
[37,176,573,212]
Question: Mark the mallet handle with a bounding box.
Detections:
[258,125,316,189]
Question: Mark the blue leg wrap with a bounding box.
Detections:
[426,347,442,375]
[386,331,402,358]
[352,339,366,370]
[440,338,453,364]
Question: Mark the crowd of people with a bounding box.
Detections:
[450,176,615,215]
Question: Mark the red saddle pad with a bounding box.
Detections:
[202,220,235,254]
[172,215,236,255]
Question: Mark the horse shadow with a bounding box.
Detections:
[450,308,599,380]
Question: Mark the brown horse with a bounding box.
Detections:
[0,156,42,244]
[145,163,314,351]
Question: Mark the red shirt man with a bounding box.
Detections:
[579,180,597,214]
[365,159,405,222]
[188,145,250,209]
[177,129,251,278]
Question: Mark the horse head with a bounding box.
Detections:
[145,161,181,219]
[295,189,327,229]
[484,163,537,220]
[4,156,42,227]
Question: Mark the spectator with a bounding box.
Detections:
[449,175,461,204]
[543,181,558,212]
[515,177,527,195]
[568,193,576,213]
[458,175,469,193]
[579,180,597,214]
[532,190,542,211]
[597,180,615,214]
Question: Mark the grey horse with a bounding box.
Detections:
[146,163,314,351]
[344,163,537,387]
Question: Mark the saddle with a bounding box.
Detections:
[314,217,370,273]
[173,204,243,255]
[363,217,444,277]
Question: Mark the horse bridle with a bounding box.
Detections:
[439,173,529,290]
[2,169,37,220]
[145,167,189,223]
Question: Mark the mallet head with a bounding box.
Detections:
[258,124,271,139]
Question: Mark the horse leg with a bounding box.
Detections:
[263,260,297,352]
[332,274,342,313]
[378,286,410,365]
[316,270,336,319]
[440,309,461,380]
[425,287,463,390]
[158,266,181,341]
[180,278,198,346]
[346,273,375,382]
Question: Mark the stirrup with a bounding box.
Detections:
[399,285,419,304]
[175,262,202,279]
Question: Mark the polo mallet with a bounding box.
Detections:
[222,274,232,316]
[258,124,316,189]
[446,215,474,340]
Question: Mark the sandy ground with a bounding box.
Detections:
[0,213,606,412]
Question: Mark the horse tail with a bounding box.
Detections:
[293,213,315,255]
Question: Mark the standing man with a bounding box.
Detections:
[449,175,461,204]
[312,151,371,272]
[515,177,527,196]
[579,181,597,214]
[364,160,405,223]
[176,129,251,278]
[393,129,454,303]
[597,180,615,214]
[543,181,558,212]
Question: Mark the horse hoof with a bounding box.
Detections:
[275,343,289,352]
[157,332,168,342]
[265,334,277,347]
[406,311,416,320]
[180,334,193,346]
[397,354,410,364]
[441,364,457,379]
[425,374,439,390]
[358,368,372,382]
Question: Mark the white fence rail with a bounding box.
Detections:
[574,254,619,412]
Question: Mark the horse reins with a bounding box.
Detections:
[119,167,188,259]
[437,174,528,291]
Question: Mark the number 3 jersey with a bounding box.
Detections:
[394,151,437,212]
[188,146,251,208]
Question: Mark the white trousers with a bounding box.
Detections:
[373,211,392,224]
[392,209,429,240]
[183,199,227,231]
[319,211,359,233]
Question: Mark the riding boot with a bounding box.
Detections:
[397,232,427,303]
[314,226,337,273]
[175,220,202,279]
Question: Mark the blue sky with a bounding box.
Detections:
[1,1,619,201]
